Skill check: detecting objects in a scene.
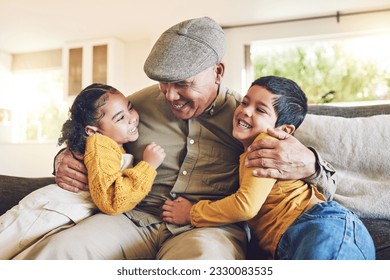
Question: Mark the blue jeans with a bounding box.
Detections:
[276,201,375,260]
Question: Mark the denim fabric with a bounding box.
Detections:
[276,201,376,260]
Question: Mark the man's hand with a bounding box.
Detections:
[54,148,88,192]
[161,197,193,225]
[245,128,316,180]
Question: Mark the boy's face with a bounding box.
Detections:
[233,85,278,149]
[95,93,140,145]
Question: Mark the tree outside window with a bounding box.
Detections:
[10,69,68,142]
[251,34,390,104]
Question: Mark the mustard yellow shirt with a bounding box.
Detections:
[84,134,157,215]
[190,133,326,257]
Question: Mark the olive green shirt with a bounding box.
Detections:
[125,84,242,222]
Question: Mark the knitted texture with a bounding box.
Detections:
[84,134,157,215]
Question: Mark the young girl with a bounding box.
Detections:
[161,76,375,260]
[0,83,165,259]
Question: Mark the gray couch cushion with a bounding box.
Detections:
[0,175,55,215]
[295,113,390,219]
[308,104,390,118]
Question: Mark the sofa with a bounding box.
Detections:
[1,103,389,259]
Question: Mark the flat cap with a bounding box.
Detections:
[144,17,225,83]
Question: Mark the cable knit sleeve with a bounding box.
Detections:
[84,134,157,215]
[190,133,276,227]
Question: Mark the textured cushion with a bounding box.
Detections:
[308,104,390,118]
[295,114,390,219]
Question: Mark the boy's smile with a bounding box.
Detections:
[233,85,278,150]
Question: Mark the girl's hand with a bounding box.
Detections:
[162,197,193,225]
[143,142,166,169]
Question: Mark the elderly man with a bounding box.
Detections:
[15,17,335,260]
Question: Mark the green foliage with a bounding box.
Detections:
[20,69,68,141]
[26,102,68,141]
[252,43,390,104]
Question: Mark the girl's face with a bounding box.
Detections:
[94,93,139,145]
[233,85,278,150]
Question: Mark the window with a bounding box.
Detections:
[250,32,390,104]
[9,68,68,142]
[223,7,390,104]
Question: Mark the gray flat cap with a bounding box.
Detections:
[144,17,225,82]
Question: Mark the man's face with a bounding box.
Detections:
[158,66,220,119]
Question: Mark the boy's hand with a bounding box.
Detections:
[162,197,193,225]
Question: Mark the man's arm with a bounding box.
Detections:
[53,148,88,192]
[304,147,336,200]
[245,128,336,200]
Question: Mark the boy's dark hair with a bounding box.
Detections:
[58,83,119,154]
[251,76,307,130]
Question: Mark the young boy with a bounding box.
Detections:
[161,76,375,260]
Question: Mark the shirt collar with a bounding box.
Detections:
[203,84,227,117]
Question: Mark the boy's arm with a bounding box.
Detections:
[163,133,276,227]
[162,167,275,226]
[190,162,275,227]
[84,134,157,215]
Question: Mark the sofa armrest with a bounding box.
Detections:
[361,218,390,260]
[0,175,56,215]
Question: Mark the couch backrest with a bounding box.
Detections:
[308,103,390,118]
[296,103,390,220]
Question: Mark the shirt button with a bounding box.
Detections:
[182,170,188,176]
[189,139,195,144]
[170,192,177,198]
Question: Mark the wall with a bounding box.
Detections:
[0,51,12,108]
[123,38,155,93]
[12,49,62,70]
[0,142,63,177]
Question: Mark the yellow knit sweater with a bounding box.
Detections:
[84,134,157,215]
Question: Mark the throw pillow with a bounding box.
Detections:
[295,114,390,219]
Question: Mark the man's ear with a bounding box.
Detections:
[279,124,296,135]
[215,62,225,84]
[85,125,98,136]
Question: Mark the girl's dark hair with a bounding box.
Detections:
[251,76,307,130]
[58,83,119,154]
